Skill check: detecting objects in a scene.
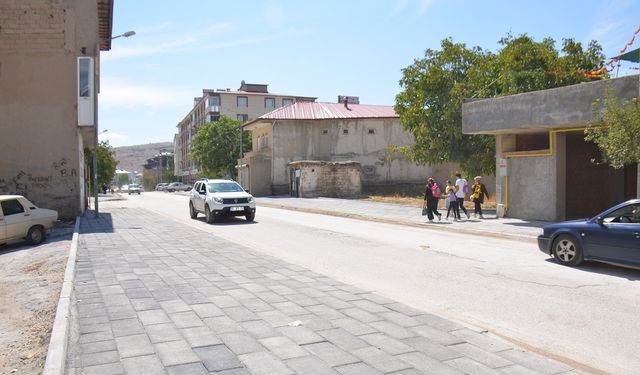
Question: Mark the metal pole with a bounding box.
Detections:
[93,50,99,218]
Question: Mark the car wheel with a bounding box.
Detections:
[246,212,255,222]
[26,226,45,245]
[189,202,198,219]
[205,205,215,223]
[552,234,584,266]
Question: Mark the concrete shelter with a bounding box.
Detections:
[462,75,639,221]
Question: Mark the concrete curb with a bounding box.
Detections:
[42,216,80,375]
[258,201,538,243]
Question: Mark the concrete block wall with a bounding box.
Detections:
[290,161,361,198]
[0,1,66,51]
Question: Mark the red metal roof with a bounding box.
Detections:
[249,102,398,123]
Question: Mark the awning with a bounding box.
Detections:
[617,47,640,63]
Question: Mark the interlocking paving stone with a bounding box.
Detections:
[166,362,209,375]
[66,208,587,375]
[448,342,513,368]
[335,362,384,375]
[396,351,464,375]
[285,355,340,375]
[359,333,415,355]
[301,341,359,367]
[351,346,411,373]
[155,340,201,367]
[115,333,155,358]
[194,344,244,372]
[121,354,166,374]
[145,322,183,343]
[259,336,309,360]
[496,348,573,374]
[239,351,295,375]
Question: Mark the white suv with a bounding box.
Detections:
[189,179,256,223]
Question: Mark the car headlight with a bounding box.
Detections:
[247,196,253,203]
[213,197,224,204]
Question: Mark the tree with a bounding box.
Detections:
[190,116,252,179]
[395,34,605,176]
[585,92,640,169]
[85,141,117,190]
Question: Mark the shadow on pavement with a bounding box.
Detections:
[544,258,640,281]
[80,211,114,234]
[0,234,71,256]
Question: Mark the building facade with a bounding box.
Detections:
[239,101,457,196]
[174,81,316,182]
[462,75,639,221]
[0,0,113,218]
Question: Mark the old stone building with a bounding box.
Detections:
[239,101,456,196]
[0,0,114,217]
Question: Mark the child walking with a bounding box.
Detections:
[445,180,461,221]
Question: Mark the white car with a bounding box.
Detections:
[0,195,58,245]
[189,179,256,223]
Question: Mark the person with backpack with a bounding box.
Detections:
[471,176,490,219]
[422,177,442,222]
[445,180,461,221]
[454,172,470,219]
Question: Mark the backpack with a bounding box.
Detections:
[432,183,442,198]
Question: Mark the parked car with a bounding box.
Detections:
[155,183,169,191]
[0,195,58,246]
[538,199,640,268]
[127,184,142,195]
[166,182,192,192]
[189,179,255,223]
[120,184,129,192]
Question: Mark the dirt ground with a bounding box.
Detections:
[0,234,71,374]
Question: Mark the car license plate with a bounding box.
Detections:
[230,206,243,212]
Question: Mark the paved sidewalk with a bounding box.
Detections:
[65,207,585,374]
[257,197,547,242]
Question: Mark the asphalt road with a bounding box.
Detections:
[108,192,640,375]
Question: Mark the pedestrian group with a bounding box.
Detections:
[422,173,489,223]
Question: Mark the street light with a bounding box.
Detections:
[93,31,135,218]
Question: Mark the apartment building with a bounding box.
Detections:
[175,81,316,182]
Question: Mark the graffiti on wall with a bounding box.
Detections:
[0,158,77,195]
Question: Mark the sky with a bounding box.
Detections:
[99,0,639,147]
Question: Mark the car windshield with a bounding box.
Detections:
[208,182,243,193]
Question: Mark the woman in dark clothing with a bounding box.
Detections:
[470,176,490,219]
[423,178,442,222]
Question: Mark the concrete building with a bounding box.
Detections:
[0,0,113,218]
[462,75,639,221]
[239,101,456,196]
[174,81,316,182]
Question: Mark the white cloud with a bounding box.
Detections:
[100,77,194,109]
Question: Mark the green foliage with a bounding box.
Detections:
[117,173,129,186]
[142,170,156,191]
[190,116,252,179]
[585,91,640,169]
[85,141,117,190]
[395,34,605,176]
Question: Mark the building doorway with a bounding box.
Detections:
[565,133,635,219]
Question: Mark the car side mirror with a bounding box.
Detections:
[595,216,604,225]
[245,189,250,193]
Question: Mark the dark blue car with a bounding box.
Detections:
[538,199,640,268]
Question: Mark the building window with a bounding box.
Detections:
[368,129,375,134]
[208,96,220,107]
[237,96,248,108]
[515,133,549,152]
[343,129,349,134]
[210,115,219,122]
[282,98,293,107]
[322,129,328,134]
[237,114,248,122]
[265,97,275,109]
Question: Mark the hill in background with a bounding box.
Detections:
[113,142,173,174]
